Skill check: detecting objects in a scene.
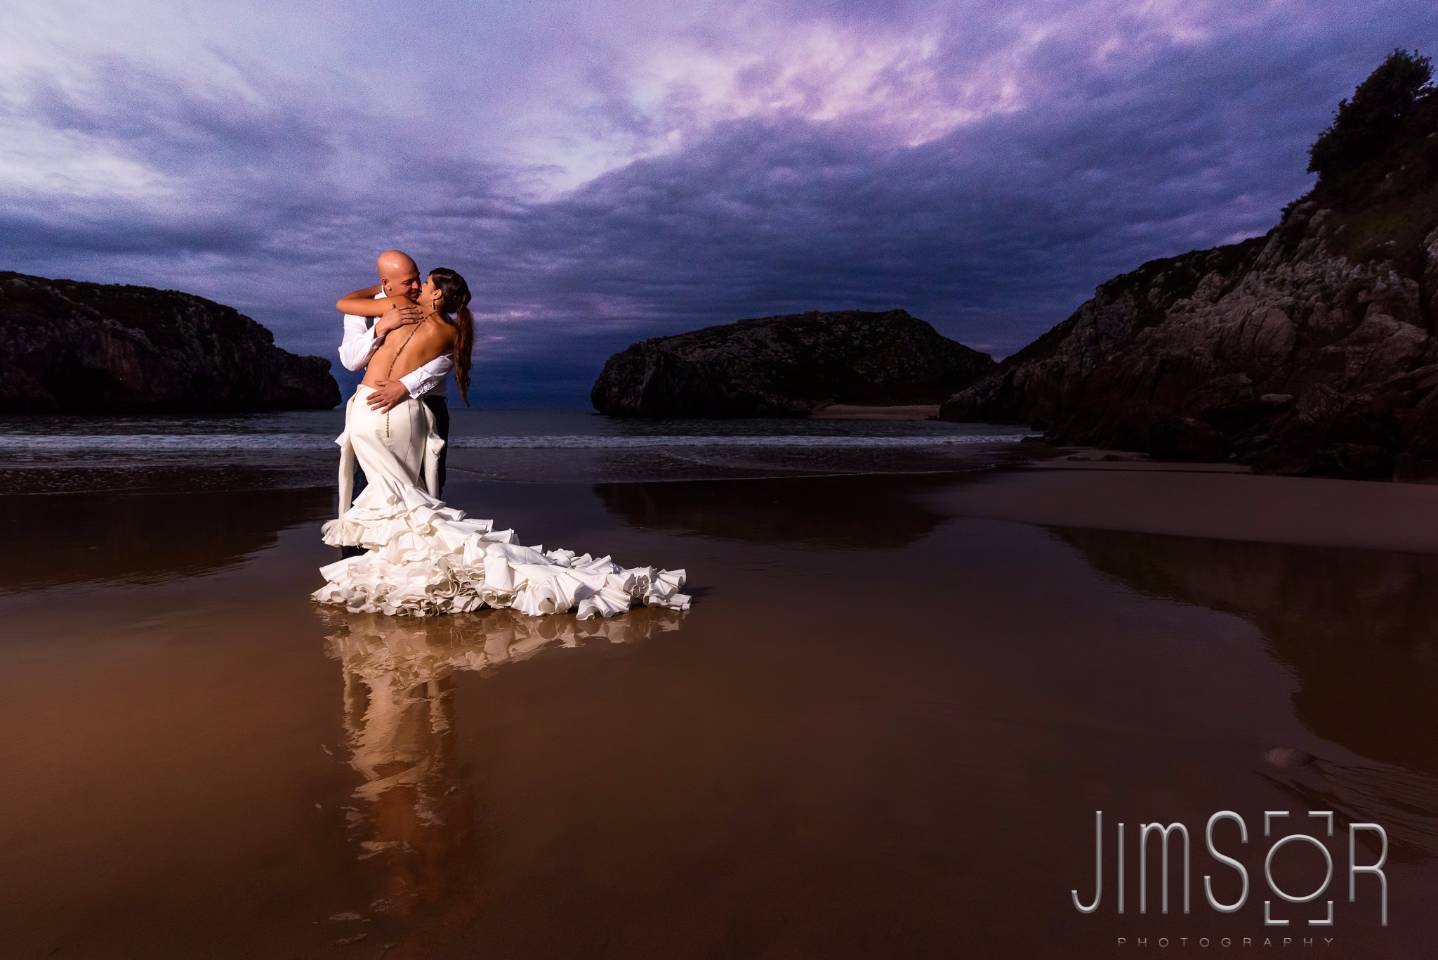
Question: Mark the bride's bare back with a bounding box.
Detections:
[362,314,456,388]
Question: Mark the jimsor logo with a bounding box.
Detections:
[1070,811,1389,927]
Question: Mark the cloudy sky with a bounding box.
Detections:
[2,1,1434,406]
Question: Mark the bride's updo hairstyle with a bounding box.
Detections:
[428,267,475,406]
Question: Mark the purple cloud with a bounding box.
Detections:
[1,0,1433,405]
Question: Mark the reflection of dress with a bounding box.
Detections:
[323,606,687,917]
[313,384,690,618]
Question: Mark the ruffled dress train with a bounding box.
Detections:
[312,385,690,619]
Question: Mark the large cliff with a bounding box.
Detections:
[941,55,1438,479]
[0,272,339,413]
[591,308,994,417]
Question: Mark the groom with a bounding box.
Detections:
[336,249,453,556]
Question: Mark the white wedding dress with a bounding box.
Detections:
[312,384,691,619]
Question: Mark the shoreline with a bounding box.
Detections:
[808,403,941,419]
[7,450,1438,554]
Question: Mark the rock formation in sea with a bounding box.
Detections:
[0,271,339,413]
[940,50,1438,479]
[590,308,995,416]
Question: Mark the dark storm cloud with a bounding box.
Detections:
[3,1,1436,406]
[488,29,1339,357]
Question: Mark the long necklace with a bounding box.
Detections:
[382,321,425,441]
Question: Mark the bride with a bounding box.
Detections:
[312,267,691,620]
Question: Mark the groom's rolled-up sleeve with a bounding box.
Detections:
[400,352,454,399]
[338,313,381,371]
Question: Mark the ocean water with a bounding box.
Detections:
[0,408,1033,490]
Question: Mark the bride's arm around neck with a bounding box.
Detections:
[337,289,401,317]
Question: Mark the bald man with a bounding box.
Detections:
[336,250,454,556]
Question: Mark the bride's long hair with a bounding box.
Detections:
[428,268,474,406]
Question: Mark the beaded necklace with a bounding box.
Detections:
[381,320,426,441]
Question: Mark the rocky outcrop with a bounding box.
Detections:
[941,87,1438,480]
[0,271,339,412]
[591,309,994,416]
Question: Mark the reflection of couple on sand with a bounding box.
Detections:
[325,607,687,916]
[311,249,690,620]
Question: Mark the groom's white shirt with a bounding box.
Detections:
[338,291,453,400]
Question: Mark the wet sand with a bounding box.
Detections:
[3,466,1438,957]
[934,459,1438,552]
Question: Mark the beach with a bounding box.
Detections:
[9,0,1438,953]
[3,420,1438,958]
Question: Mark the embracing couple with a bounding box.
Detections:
[311,249,690,621]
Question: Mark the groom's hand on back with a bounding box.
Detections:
[375,302,422,336]
[367,379,410,412]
